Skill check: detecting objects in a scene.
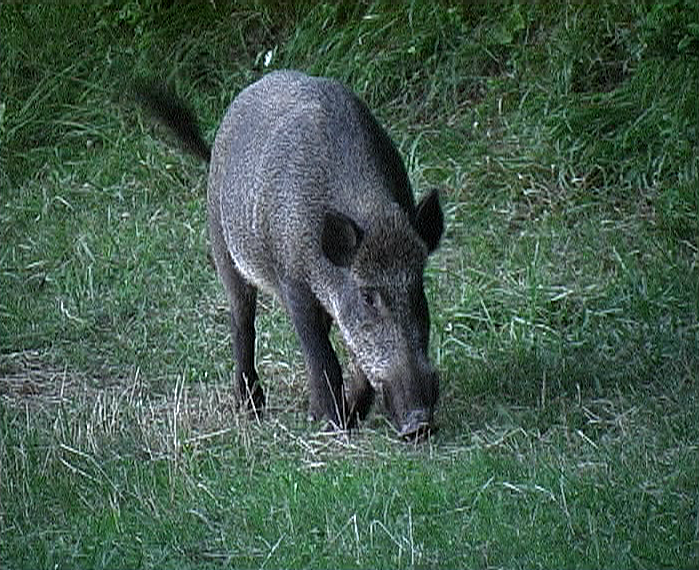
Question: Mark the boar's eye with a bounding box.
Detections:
[361,288,383,314]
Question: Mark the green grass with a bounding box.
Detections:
[1,1,698,568]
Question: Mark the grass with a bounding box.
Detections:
[1,1,698,568]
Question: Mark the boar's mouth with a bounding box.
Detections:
[380,376,438,442]
[398,408,433,441]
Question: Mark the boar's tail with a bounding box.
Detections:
[135,80,211,163]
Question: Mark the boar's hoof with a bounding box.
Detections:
[306,410,343,431]
[241,383,265,419]
[399,409,433,441]
[307,409,351,433]
[346,382,376,423]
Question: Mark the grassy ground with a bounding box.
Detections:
[1,1,698,568]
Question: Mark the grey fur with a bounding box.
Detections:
[139,70,444,437]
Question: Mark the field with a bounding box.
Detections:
[1,1,697,568]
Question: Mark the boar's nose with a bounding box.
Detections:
[399,408,433,440]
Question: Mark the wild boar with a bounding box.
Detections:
[138,70,443,438]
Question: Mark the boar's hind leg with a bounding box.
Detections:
[208,201,264,414]
[283,284,347,429]
[216,256,264,414]
[228,277,265,415]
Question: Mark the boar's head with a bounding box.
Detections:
[321,190,443,438]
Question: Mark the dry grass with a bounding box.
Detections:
[0,348,414,469]
[2,341,697,567]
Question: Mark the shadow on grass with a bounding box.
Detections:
[438,329,697,441]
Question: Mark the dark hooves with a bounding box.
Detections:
[307,404,356,434]
[241,383,265,419]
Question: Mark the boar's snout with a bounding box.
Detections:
[382,365,438,440]
[399,408,433,440]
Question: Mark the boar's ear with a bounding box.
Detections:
[321,212,364,267]
[415,189,444,253]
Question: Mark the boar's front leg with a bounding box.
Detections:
[346,360,375,424]
[283,283,348,429]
